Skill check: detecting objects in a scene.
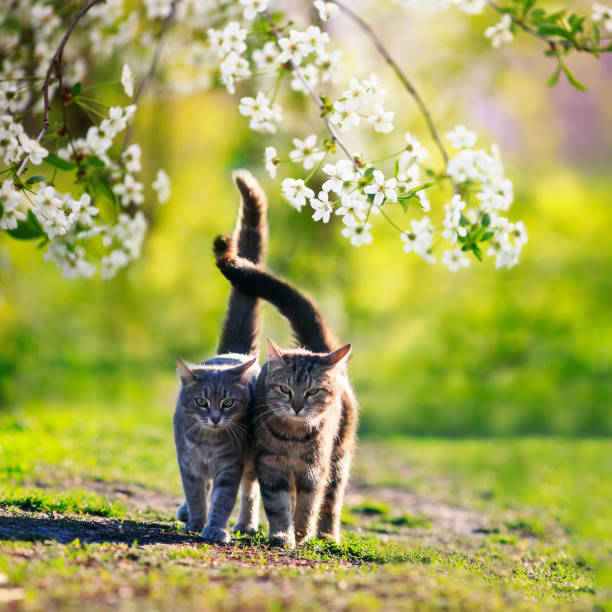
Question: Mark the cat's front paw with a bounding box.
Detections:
[184,518,204,533]
[177,502,189,523]
[233,523,259,536]
[201,525,230,544]
[269,530,296,549]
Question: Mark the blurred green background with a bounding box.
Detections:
[0,3,611,438]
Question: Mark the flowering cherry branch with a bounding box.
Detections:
[1,0,610,278]
[16,0,105,176]
[263,10,361,174]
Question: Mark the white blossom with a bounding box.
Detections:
[335,193,368,225]
[310,191,332,223]
[239,91,283,133]
[442,248,471,271]
[113,174,144,207]
[152,169,171,203]
[219,52,250,94]
[446,125,477,149]
[453,0,486,14]
[368,105,394,134]
[485,14,514,48]
[401,216,435,262]
[321,160,355,193]
[122,144,142,173]
[19,134,47,165]
[314,1,339,21]
[121,63,134,97]
[281,178,314,211]
[264,146,278,178]
[289,134,325,170]
[67,193,99,228]
[442,194,468,243]
[0,179,26,230]
[341,220,373,247]
[329,100,360,132]
[364,170,398,207]
[239,0,268,21]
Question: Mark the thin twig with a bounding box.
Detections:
[16,0,105,177]
[264,10,362,175]
[121,0,180,154]
[487,0,609,53]
[330,0,459,194]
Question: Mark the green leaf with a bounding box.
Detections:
[7,210,45,240]
[482,231,495,242]
[25,174,46,185]
[537,24,568,38]
[71,82,82,96]
[481,213,491,227]
[94,178,115,204]
[44,154,76,171]
[547,65,561,87]
[561,62,587,91]
[364,166,375,178]
[0,200,3,218]
[393,160,399,179]
[459,214,470,227]
[87,156,106,168]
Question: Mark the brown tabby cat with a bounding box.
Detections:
[213,234,358,548]
[173,171,266,543]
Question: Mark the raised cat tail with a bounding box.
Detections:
[216,171,268,355]
[213,235,338,354]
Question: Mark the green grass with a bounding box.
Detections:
[0,487,124,517]
[0,399,610,609]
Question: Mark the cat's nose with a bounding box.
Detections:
[293,401,304,414]
[211,415,221,425]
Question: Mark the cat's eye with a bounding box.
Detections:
[221,398,235,409]
[195,398,209,408]
[305,388,320,397]
[279,385,292,395]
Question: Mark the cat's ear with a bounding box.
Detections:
[266,337,285,366]
[177,359,196,386]
[228,356,257,382]
[322,344,352,368]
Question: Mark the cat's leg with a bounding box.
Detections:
[256,454,294,548]
[201,463,243,544]
[177,501,189,523]
[317,447,353,542]
[233,456,260,535]
[179,463,208,533]
[293,466,327,545]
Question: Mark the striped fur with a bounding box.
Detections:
[174,172,267,543]
[214,236,358,547]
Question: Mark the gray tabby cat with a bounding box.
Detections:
[174,171,267,543]
[213,235,358,549]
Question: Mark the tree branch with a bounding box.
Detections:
[16,0,105,177]
[330,0,459,194]
[263,10,362,175]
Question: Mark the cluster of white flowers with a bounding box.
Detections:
[1,0,550,278]
[0,114,48,167]
[330,75,394,134]
[1,26,169,279]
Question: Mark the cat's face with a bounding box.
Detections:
[177,358,255,433]
[263,339,351,423]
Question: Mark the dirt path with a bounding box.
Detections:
[5,475,490,547]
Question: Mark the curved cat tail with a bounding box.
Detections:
[214,235,338,354]
[216,171,268,355]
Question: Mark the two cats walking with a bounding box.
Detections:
[173,171,357,548]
